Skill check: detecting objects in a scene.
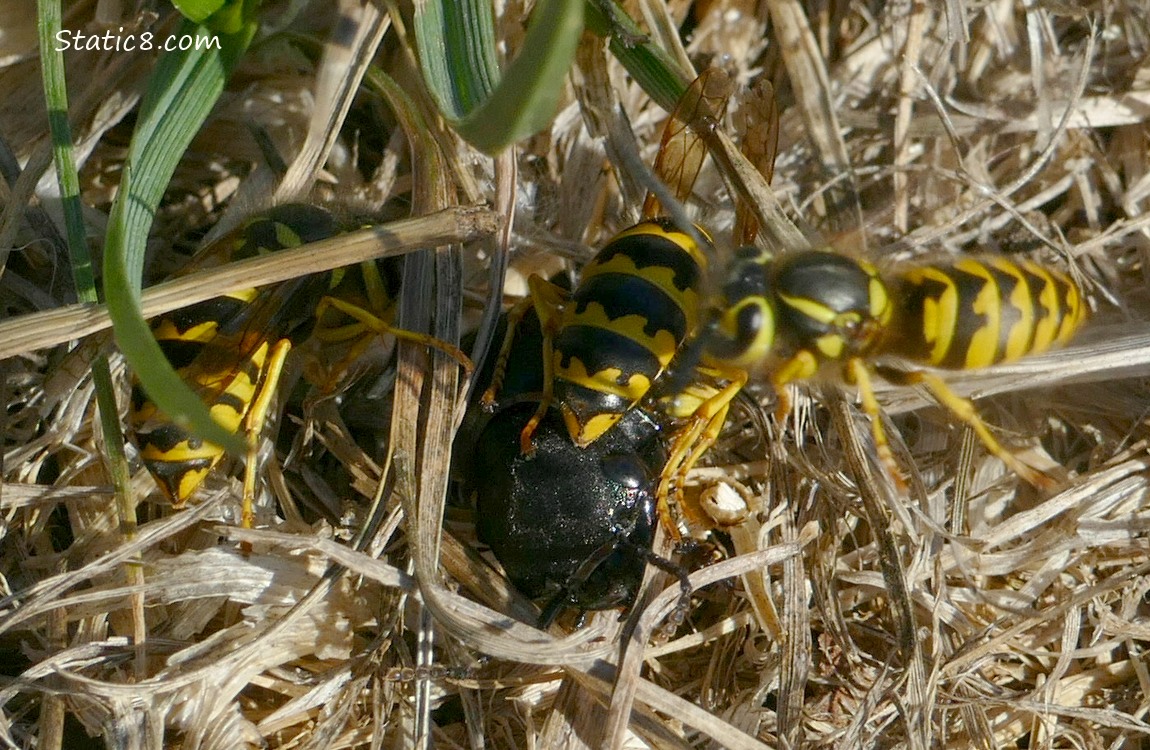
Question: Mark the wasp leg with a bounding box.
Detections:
[306,302,377,393]
[480,294,539,409]
[769,351,818,423]
[846,358,908,492]
[515,276,571,453]
[480,276,569,397]
[315,296,474,375]
[656,367,746,537]
[241,338,293,530]
[882,368,1055,490]
[518,328,554,456]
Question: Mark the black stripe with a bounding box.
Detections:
[145,456,214,485]
[157,339,206,370]
[215,390,248,415]
[572,273,688,341]
[556,326,663,388]
[137,422,201,453]
[941,266,995,367]
[593,231,702,293]
[554,381,632,424]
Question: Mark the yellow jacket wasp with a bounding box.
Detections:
[130,204,471,528]
[483,65,1088,551]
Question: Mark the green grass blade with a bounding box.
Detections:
[413,0,693,154]
[585,0,689,112]
[458,0,583,153]
[413,0,500,119]
[36,0,134,510]
[173,0,227,23]
[414,0,583,154]
[103,19,255,456]
[173,0,258,33]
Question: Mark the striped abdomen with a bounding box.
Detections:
[553,218,711,446]
[886,257,1086,369]
[129,306,272,504]
[129,205,337,504]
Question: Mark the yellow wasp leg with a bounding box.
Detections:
[241,338,292,530]
[769,350,818,423]
[846,358,907,492]
[517,277,573,454]
[306,305,375,391]
[518,327,554,456]
[656,367,747,538]
[896,369,1055,490]
[316,296,474,375]
[475,275,569,452]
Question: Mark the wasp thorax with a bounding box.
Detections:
[771,251,892,359]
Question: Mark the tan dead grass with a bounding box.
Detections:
[2,0,1150,748]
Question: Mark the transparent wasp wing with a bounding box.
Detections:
[178,277,324,392]
[642,67,734,220]
[733,79,780,247]
[134,206,337,433]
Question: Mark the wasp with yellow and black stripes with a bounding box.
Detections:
[478,68,781,541]
[684,65,1090,488]
[487,62,1090,536]
[459,69,757,624]
[568,68,1092,497]
[484,73,750,440]
[700,243,1088,488]
[679,67,1089,496]
[129,204,471,528]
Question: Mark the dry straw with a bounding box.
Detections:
[3,1,1150,749]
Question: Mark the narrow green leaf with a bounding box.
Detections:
[414,0,692,154]
[104,19,256,456]
[414,0,584,154]
[413,0,500,121]
[457,0,583,153]
[585,0,689,113]
[173,0,259,32]
[172,0,227,24]
[38,0,135,513]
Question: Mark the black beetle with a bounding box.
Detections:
[455,306,679,626]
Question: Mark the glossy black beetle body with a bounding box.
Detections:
[469,403,665,620]
[456,304,671,624]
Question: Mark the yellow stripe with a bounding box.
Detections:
[564,302,684,366]
[151,318,219,344]
[273,222,304,250]
[1026,262,1062,352]
[1055,270,1086,345]
[868,272,892,324]
[778,293,837,325]
[552,352,653,401]
[579,255,702,332]
[908,267,958,365]
[988,258,1035,362]
[956,259,1000,368]
[608,221,712,270]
